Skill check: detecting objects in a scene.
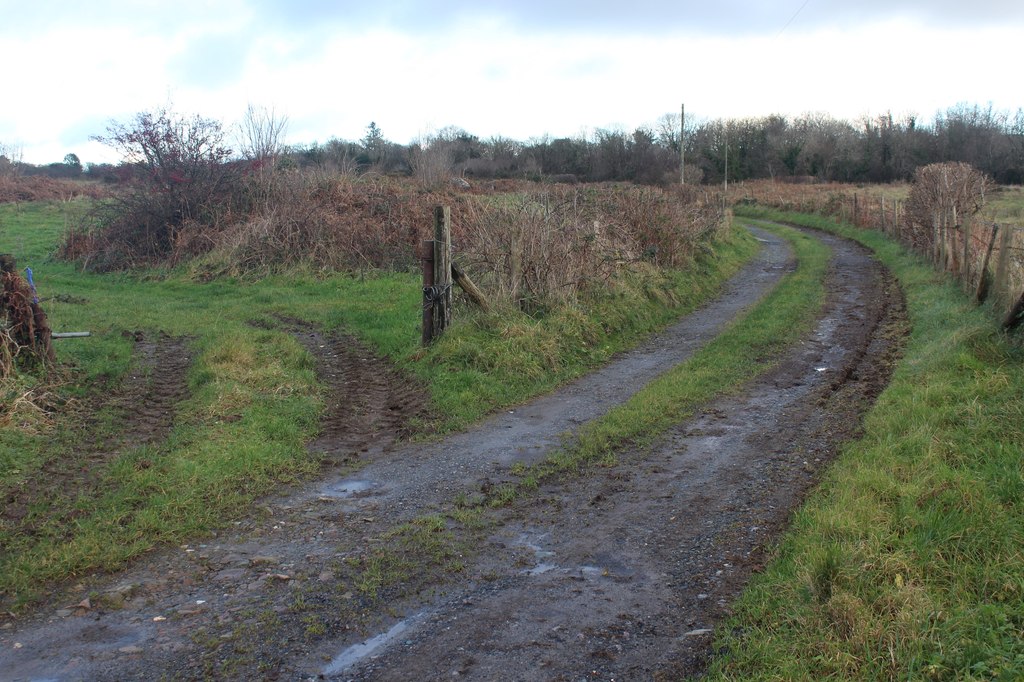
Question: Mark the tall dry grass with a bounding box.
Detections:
[60,169,728,308]
[459,184,726,308]
[0,176,109,204]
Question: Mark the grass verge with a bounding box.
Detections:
[702,207,1024,680]
[472,222,829,506]
[0,200,754,607]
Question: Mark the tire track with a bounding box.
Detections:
[0,231,797,682]
[328,227,905,681]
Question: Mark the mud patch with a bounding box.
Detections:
[282,321,436,463]
[108,331,192,447]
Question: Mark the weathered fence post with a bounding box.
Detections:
[961,216,972,288]
[975,224,999,304]
[421,206,453,345]
[421,239,435,346]
[993,224,1013,308]
[432,205,453,339]
[451,263,490,312]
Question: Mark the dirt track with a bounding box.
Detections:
[0,225,906,681]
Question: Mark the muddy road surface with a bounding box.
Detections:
[0,226,905,680]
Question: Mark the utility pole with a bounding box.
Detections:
[680,103,685,186]
[724,125,729,193]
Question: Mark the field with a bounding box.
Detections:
[0,191,753,606]
[731,178,1024,223]
[1,179,1023,679]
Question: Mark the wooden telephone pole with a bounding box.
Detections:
[680,103,685,186]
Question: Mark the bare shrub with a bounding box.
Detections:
[61,106,243,270]
[604,184,725,267]
[238,104,289,168]
[905,162,992,261]
[237,104,289,210]
[409,139,454,189]
[0,142,23,177]
[460,188,635,307]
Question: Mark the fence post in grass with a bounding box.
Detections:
[961,217,972,289]
[421,239,435,345]
[975,224,999,304]
[432,205,453,339]
[993,224,1013,308]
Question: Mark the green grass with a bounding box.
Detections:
[703,207,1024,680]
[983,185,1024,223]
[0,199,757,607]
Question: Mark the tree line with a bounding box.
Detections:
[6,103,1024,186]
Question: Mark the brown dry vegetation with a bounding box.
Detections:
[0,176,109,204]
[462,184,725,307]
[197,172,473,275]
[0,261,54,375]
[59,172,726,307]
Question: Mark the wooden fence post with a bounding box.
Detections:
[421,239,435,346]
[975,224,999,304]
[432,205,453,339]
[993,224,1013,308]
[961,217,972,289]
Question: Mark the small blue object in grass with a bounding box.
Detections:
[25,267,39,304]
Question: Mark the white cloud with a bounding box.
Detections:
[1,3,1020,164]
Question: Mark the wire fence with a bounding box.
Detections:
[736,181,1024,330]
[837,194,1024,328]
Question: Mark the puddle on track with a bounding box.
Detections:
[322,611,429,677]
[319,479,377,498]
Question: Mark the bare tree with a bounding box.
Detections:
[0,141,24,177]
[409,133,454,188]
[238,104,289,168]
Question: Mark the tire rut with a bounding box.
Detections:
[286,323,435,463]
[0,230,801,682]
[329,228,906,681]
[0,332,191,541]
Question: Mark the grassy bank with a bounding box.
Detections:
[0,200,755,606]
[705,207,1024,680]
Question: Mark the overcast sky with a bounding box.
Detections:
[2,0,1022,164]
